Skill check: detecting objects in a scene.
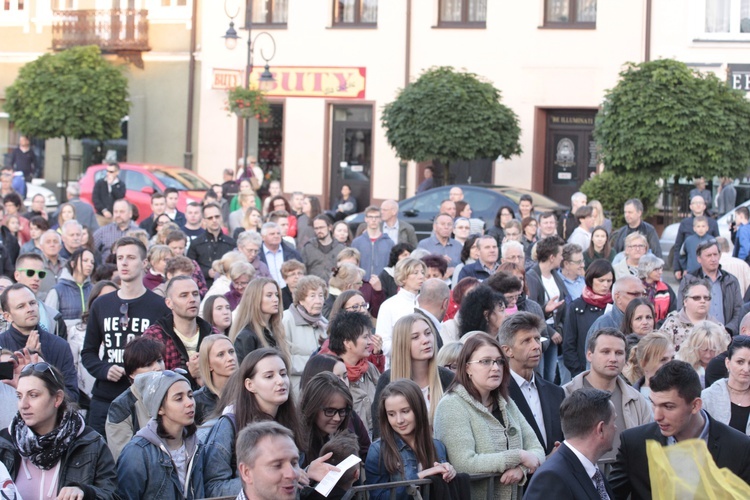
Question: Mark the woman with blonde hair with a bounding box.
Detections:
[375,257,427,359]
[230,277,289,364]
[194,334,238,424]
[370,314,454,438]
[323,262,366,318]
[232,206,263,239]
[623,331,675,397]
[53,202,76,231]
[588,200,612,234]
[677,321,729,388]
[142,244,173,291]
[224,260,255,311]
[200,250,248,310]
[229,192,258,234]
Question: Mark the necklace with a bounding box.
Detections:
[727,383,750,393]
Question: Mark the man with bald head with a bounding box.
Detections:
[672,195,719,280]
[585,276,646,346]
[380,199,417,247]
[449,186,464,203]
[93,199,139,260]
[415,278,450,350]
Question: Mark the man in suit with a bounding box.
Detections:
[499,312,565,457]
[414,278,449,351]
[609,360,750,500]
[525,388,616,499]
[258,221,302,289]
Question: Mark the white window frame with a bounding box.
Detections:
[145,0,191,24]
[694,0,750,41]
[0,0,30,27]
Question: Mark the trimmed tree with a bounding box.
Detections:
[580,170,661,228]
[381,66,521,184]
[4,45,129,180]
[595,58,750,180]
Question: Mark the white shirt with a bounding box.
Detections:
[541,274,561,325]
[563,441,601,492]
[263,244,285,287]
[376,288,419,366]
[510,369,547,447]
[383,220,399,244]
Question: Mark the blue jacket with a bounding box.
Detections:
[202,414,241,497]
[736,223,750,262]
[364,436,448,500]
[48,268,92,320]
[352,233,394,276]
[117,419,204,500]
[457,260,495,282]
[680,233,713,274]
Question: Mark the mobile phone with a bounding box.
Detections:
[0,361,14,381]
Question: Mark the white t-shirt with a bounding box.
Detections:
[541,274,560,325]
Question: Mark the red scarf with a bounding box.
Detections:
[582,286,612,309]
[345,358,371,383]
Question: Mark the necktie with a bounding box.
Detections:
[593,468,610,500]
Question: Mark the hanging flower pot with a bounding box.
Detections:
[226,86,271,122]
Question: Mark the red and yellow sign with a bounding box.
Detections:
[212,66,366,99]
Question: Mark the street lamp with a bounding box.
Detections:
[223,1,277,180]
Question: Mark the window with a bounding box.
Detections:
[251,0,287,25]
[333,0,377,25]
[438,0,486,26]
[704,0,750,36]
[544,0,596,28]
[2,0,23,11]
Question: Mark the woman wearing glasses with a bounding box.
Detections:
[299,371,370,464]
[660,278,723,351]
[370,314,454,439]
[613,232,649,280]
[0,362,117,499]
[366,379,457,500]
[434,334,544,500]
[116,370,204,500]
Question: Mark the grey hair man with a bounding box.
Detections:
[416,278,450,349]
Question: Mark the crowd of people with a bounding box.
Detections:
[0,165,750,500]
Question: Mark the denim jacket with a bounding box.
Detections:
[364,435,448,500]
[203,414,242,497]
[116,419,204,500]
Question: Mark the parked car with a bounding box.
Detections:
[345,185,568,240]
[659,205,743,269]
[79,163,211,223]
[24,179,58,212]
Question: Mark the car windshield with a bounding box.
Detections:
[152,170,210,191]
[493,187,561,208]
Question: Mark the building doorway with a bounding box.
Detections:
[543,110,597,205]
[329,105,372,211]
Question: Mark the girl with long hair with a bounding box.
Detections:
[677,321,729,388]
[202,294,232,335]
[584,225,614,268]
[620,298,656,336]
[366,379,456,500]
[371,314,454,438]
[117,370,204,499]
[194,334,238,424]
[230,277,289,364]
[203,348,334,497]
[623,331,675,397]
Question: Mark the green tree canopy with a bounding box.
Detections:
[595,59,750,180]
[581,170,661,228]
[4,45,129,147]
[381,66,522,164]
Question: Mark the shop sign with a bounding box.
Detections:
[213,66,366,98]
[212,68,243,90]
[728,64,750,92]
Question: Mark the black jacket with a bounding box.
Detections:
[186,231,236,287]
[609,412,750,500]
[508,374,565,456]
[611,221,663,259]
[679,266,743,335]
[92,177,126,215]
[562,296,606,377]
[0,425,118,500]
[525,443,614,499]
[672,215,720,272]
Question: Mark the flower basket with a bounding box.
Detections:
[226,86,271,122]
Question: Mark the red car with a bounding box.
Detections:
[79,163,211,223]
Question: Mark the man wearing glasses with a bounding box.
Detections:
[586,276,646,345]
[187,203,235,288]
[82,237,170,436]
[678,239,743,336]
[92,162,126,227]
[13,252,66,338]
[300,214,345,282]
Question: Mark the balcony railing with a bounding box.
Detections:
[52,9,150,66]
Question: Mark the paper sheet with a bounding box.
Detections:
[314,454,362,497]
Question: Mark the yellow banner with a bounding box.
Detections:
[212,66,366,99]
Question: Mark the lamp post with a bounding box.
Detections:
[223,2,276,181]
